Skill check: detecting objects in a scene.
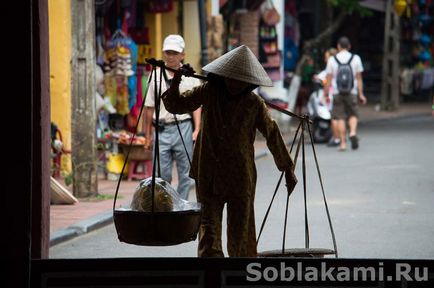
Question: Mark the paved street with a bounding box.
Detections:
[50,115,434,259]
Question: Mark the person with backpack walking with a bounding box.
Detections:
[323,36,367,151]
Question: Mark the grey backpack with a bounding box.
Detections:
[334,54,354,94]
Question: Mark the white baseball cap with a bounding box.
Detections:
[163,35,185,53]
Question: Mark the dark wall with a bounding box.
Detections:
[5,0,50,287]
[6,0,33,287]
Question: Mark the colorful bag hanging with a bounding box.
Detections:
[261,0,281,26]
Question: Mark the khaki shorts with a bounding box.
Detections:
[331,93,359,120]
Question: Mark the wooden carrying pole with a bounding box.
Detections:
[145,58,336,257]
[145,58,310,122]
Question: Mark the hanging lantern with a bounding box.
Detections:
[394,0,407,16]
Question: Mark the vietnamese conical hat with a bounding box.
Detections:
[202,45,273,87]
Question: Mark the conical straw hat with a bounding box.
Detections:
[202,45,273,87]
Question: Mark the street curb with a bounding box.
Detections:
[50,112,430,247]
[281,112,431,137]
[69,210,114,234]
[50,210,113,247]
[50,228,79,247]
[359,112,431,125]
[50,152,269,247]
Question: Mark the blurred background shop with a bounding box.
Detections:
[48,0,217,197]
[48,0,433,197]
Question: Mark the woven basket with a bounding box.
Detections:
[114,209,201,246]
[118,143,152,161]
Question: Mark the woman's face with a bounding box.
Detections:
[163,50,185,69]
[224,78,251,96]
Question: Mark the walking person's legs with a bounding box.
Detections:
[157,130,174,183]
[347,94,360,149]
[331,93,347,150]
[336,119,347,151]
[348,116,358,136]
[348,116,359,149]
[327,119,341,147]
[327,94,341,147]
[172,121,193,200]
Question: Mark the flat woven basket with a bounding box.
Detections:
[118,143,152,161]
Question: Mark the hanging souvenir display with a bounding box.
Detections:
[283,0,300,75]
[261,0,281,26]
[103,29,138,116]
[259,0,282,81]
[104,30,135,77]
[399,0,434,96]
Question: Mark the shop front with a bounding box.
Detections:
[49,0,209,184]
[398,0,434,102]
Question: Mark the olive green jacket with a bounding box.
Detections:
[163,81,294,198]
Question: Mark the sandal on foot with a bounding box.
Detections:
[349,135,359,150]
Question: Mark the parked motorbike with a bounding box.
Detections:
[307,81,333,143]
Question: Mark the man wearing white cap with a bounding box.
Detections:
[163,45,298,257]
[144,35,202,200]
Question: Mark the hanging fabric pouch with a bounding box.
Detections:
[262,0,280,26]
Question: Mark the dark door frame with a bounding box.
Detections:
[9,0,50,286]
[21,2,433,288]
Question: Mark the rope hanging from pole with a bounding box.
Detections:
[143,58,337,256]
[112,59,201,247]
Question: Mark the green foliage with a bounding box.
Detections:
[95,194,122,200]
[96,142,105,150]
[65,173,73,186]
[327,0,373,17]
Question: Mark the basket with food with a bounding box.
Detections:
[117,132,151,161]
[114,177,201,246]
[118,143,152,161]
